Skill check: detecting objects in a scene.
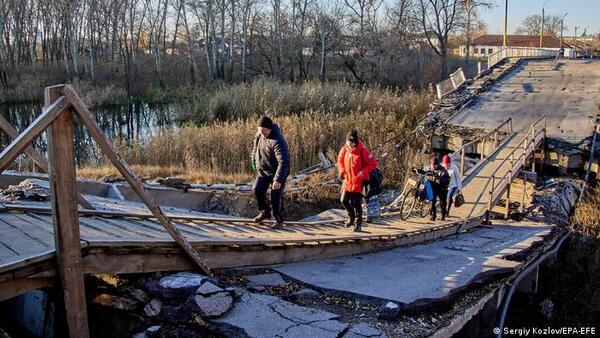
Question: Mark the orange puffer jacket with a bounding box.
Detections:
[337,140,378,193]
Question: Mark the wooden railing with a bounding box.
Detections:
[450,118,513,177]
[480,116,547,220]
[0,85,211,338]
[487,47,560,69]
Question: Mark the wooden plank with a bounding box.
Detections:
[0,217,49,255]
[1,213,55,247]
[0,277,54,302]
[46,85,89,338]
[80,222,469,274]
[0,95,68,173]
[1,203,349,227]
[0,242,18,260]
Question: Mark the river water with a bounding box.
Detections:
[0,101,182,166]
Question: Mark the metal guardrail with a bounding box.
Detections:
[482,116,547,219]
[487,47,560,69]
[435,68,466,99]
[450,118,514,177]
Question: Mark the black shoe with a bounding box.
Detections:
[441,215,446,221]
[429,216,436,222]
[354,218,362,232]
[273,218,284,228]
[344,218,355,228]
[254,211,271,223]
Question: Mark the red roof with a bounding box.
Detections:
[471,35,561,48]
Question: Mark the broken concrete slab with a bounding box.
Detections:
[377,302,402,320]
[117,286,149,304]
[284,320,348,338]
[344,323,387,338]
[143,299,162,318]
[153,272,208,299]
[159,305,192,323]
[211,292,346,338]
[289,288,321,301]
[191,292,234,318]
[196,282,224,295]
[132,325,161,338]
[273,223,553,307]
[246,273,287,290]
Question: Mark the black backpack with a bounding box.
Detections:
[361,148,384,197]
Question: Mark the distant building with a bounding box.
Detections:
[458,34,563,58]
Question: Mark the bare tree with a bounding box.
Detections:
[461,0,492,62]
[313,1,343,81]
[414,0,462,78]
[516,14,565,37]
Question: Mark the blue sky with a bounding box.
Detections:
[478,0,600,36]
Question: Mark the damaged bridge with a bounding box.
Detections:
[0,52,597,338]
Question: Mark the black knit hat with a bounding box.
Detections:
[257,116,273,129]
[346,130,359,143]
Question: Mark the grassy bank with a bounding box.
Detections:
[80,82,432,186]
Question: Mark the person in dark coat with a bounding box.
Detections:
[428,156,450,221]
[415,156,450,221]
[251,116,290,227]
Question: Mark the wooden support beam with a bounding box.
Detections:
[460,148,465,176]
[46,85,90,338]
[0,115,48,171]
[505,156,514,220]
[0,96,68,173]
[481,138,486,159]
[520,179,527,213]
[64,85,212,275]
[0,277,55,302]
[531,126,536,174]
[0,115,94,209]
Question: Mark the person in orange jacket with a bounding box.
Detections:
[337,130,378,232]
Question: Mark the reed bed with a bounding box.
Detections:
[82,81,432,186]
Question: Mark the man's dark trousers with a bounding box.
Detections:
[253,175,286,220]
[430,181,448,220]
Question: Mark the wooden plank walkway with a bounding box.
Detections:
[0,128,543,301]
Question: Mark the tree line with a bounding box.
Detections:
[0,0,493,97]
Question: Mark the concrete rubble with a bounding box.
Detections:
[190,292,234,317]
[246,273,287,291]
[0,178,49,201]
[527,179,582,226]
[344,323,387,338]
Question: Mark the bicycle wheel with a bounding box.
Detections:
[400,188,417,220]
[420,201,432,218]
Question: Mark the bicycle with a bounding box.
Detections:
[399,169,435,220]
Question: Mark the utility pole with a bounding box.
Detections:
[540,0,549,48]
[559,13,568,48]
[574,26,579,57]
[503,0,508,48]
[540,7,545,47]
